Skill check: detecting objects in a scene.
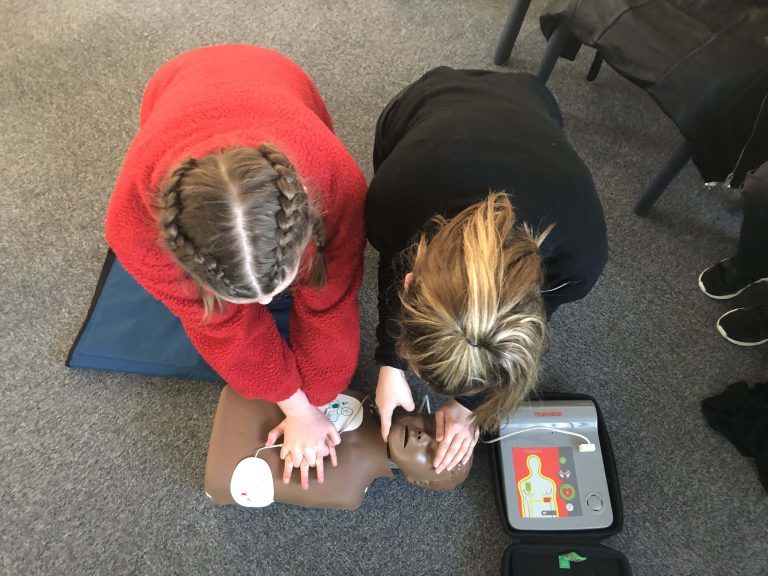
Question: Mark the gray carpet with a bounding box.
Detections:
[2,1,767,574]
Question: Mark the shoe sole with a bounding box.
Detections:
[698,273,768,300]
[716,310,768,346]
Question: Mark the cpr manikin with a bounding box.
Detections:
[518,454,558,518]
[205,387,472,510]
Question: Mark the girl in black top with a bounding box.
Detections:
[366,67,607,474]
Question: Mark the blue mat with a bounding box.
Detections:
[67,250,290,381]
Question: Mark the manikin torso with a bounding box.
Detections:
[205,387,470,510]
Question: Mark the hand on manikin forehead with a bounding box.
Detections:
[387,413,471,491]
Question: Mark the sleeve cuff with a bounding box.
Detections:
[455,392,487,412]
[374,348,408,371]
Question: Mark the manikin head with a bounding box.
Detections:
[387,413,471,491]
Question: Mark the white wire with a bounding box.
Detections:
[482,425,592,447]
[255,443,282,457]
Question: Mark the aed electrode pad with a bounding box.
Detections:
[498,400,613,531]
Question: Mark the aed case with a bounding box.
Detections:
[490,394,631,575]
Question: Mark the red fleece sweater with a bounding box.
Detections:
[105,45,367,405]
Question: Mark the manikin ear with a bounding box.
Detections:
[404,272,413,292]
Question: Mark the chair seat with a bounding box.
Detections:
[541,0,768,184]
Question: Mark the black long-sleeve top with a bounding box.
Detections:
[365,67,607,408]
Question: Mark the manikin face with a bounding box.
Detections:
[388,414,472,491]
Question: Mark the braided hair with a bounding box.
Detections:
[155,146,328,319]
[158,158,245,308]
[258,143,327,293]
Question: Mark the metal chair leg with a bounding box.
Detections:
[493,0,533,65]
[587,52,603,82]
[634,140,693,216]
[535,21,571,83]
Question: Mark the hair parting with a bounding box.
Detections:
[155,145,328,320]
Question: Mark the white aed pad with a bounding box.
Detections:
[498,400,613,531]
[230,456,275,508]
[321,393,364,433]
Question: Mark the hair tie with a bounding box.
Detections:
[316,243,325,254]
[466,338,480,348]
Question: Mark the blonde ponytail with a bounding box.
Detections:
[397,192,552,432]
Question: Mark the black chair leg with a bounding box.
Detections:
[634,140,693,216]
[535,21,571,83]
[587,52,603,81]
[493,0,533,65]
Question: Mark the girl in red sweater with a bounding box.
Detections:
[105,45,367,488]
